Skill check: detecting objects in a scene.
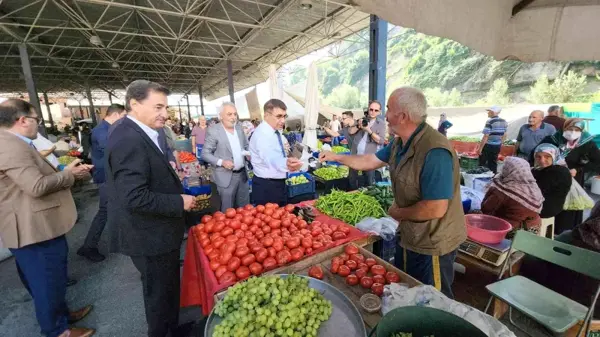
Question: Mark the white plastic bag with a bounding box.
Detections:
[563,178,595,211]
[356,217,398,241]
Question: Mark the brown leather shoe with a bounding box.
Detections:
[59,327,95,337]
[68,305,93,324]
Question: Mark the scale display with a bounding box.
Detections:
[459,239,511,266]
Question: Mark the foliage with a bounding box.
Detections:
[324,84,366,109]
[288,65,307,86]
[484,78,511,105]
[167,107,178,120]
[423,88,463,107]
[527,71,587,103]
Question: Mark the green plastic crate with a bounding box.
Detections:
[459,155,479,171]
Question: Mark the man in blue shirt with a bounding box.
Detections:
[515,110,556,159]
[478,106,508,173]
[77,104,126,262]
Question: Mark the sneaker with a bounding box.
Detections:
[76,247,106,263]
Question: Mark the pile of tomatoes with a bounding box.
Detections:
[193,203,353,285]
[179,151,197,163]
[330,244,401,297]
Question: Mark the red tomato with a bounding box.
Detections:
[301,237,313,248]
[219,252,232,265]
[225,235,238,243]
[330,259,341,274]
[262,257,277,271]
[346,274,359,286]
[215,265,228,278]
[235,266,251,279]
[204,222,215,234]
[199,232,209,241]
[234,230,245,238]
[218,271,236,284]
[236,207,244,213]
[371,283,384,296]
[269,220,281,229]
[244,204,254,211]
[357,263,368,272]
[261,225,271,234]
[261,236,274,247]
[276,250,292,266]
[371,265,386,276]
[230,220,242,230]
[312,242,324,250]
[249,262,263,276]
[256,205,266,213]
[281,219,291,228]
[239,216,251,226]
[208,250,220,262]
[241,254,256,266]
[305,247,313,255]
[272,240,284,252]
[338,265,351,277]
[332,231,346,240]
[322,228,332,235]
[284,204,295,212]
[286,237,301,249]
[255,248,268,262]
[355,268,367,280]
[308,265,324,279]
[220,243,236,254]
[227,257,241,272]
[339,225,351,234]
[225,208,236,218]
[240,223,249,231]
[385,271,401,284]
[209,260,221,271]
[236,238,248,247]
[360,276,374,289]
[365,258,377,267]
[201,215,212,224]
[373,275,386,285]
[235,246,250,257]
[214,213,226,222]
[339,253,350,262]
[345,259,358,270]
[234,214,243,221]
[344,244,359,255]
[249,243,263,253]
[200,238,211,248]
[204,245,215,255]
[213,237,226,249]
[290,248,304,262]
[350,254,365,263]
[214,221,225,233]
[264,208,274,216]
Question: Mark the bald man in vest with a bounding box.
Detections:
[319,87,466,298]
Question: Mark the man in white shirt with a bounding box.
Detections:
[329,114,341,133]
[249,99,303,206]
[201,102,250,211]
[32,132,60,168]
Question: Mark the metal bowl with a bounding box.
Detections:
[204,274,367,337]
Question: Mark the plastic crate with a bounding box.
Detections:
[381,236,397,263]
[314,176,351,193]
[459,156,479,171]
[286,172,316,198]
[184,184,211,196]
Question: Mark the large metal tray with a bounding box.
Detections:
[204,274,367,337]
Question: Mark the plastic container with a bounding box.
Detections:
[459,155,479,171]
[462,199,472,214]
[360,293,382,314]
[286,172,316,198]
[592,176,600,195]
[465,214,512,244]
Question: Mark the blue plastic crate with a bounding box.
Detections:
[286,172,315,198]
[462,198,472,214]
[381,236,397,263]
[184,184,211,196]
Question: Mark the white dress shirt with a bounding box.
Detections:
[249,122,288,179]
[32,132,60,168]
[330,119,341,133]
[221,124,245,171]
[127,115,163,153]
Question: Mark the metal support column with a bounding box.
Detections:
[109,94,113,104]
[368,15,388,115]
[42,92,54,129]
[18,44,46,136]
[227,59,235,103]
[198,84,205,116]
[186,95,192,121]
[178,102,182,121]
[85,81,97,126]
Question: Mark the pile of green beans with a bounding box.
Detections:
[315,189,386,225]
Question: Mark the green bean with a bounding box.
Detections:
[315,189,386,225]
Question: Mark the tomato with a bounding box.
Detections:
[235,266,251,279]
[220,242,236,254]
[225,235,238,243]
[234,214,243,221]
[322,228,332,235]
[330,259,341,274]
[308,265,324,280]
[204,245,215,255]
[261,225,271,234]
[339,253,350,262]
[286,237,301,249]
[339,225,351,234]
[244,204,254,211]
[201,215,212,224]
[284,204,295,212]
[312,241,324,250]
[332,231,346,241]
[338,265,351,277]
[234,246,250,258]
[219,252,232,265]
[290,248,304,262]
[264,208,274,216]
[385,271,401,284]
[234,229,245,238]
[371,265,386,276]
[215,265,228,278]
[241,254,256,266]
[272,240,284,252]
[345,259,358,270]
[249,243,263,253]
[344,244,359,255]
[269,220,281,229]
[360,276,374,289]
[357,263,368,272]
[214,221,225,233]
[266,247,276,258]
[265,203,277,209]
[255,248,268,262]
[263,216,273,224]
[301,237,313,248]
[200,238,211,248]
[350,253,365,263]
[213,213,226,222]
[225,208,236,218]
[276,250,292,266]
[355,268,367,280]
[236,238,248,247]
[230,220,242,230]
[204,222,215,233]
[249,262,263,276]
[281,219,291,228]
[373,275,386,285]
[240,223,249,231]
[226,257,241,272]
[371,283,384,296]
[256,205,266,213]
[209,259,222,271]
[365,258,377,267]
[218,271,236,284]
[346,274,359,286]
[208,250,220,262]
[199,232,209,241]
[263,257,277,271]
[305,247,313,255]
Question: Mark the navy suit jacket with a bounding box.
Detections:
[91,120,110,183]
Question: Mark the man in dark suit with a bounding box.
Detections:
[105,80,195,337]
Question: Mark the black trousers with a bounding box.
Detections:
[349,169,375,190]
[131,249,180,337]
[83,183,107,249]
[252,176,287,206]
[478,144,501,173]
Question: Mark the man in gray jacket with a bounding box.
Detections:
[201,102,250,211]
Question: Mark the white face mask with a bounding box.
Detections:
[563,131,581,141]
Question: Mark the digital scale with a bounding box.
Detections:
[459,238,512,266]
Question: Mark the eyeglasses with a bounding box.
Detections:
[271,113,288,120]
[369,108,380,112]
[24,116,42,125]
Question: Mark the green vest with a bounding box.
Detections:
[389,124,466,256]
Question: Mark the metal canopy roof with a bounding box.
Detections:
[0,0,369,99]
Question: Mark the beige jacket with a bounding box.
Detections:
[0,130,77,248]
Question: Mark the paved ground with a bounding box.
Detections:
[0,186,204,337]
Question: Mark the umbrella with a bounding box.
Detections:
[268,64,283,100]
[302,62,320,150]
[351,0,600,62]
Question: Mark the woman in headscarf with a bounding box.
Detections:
[437,113,453,137]
[537,118,600,233]
[481,157,544,236]
[531,143,572,218]
[241,120,255,138]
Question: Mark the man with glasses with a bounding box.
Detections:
[0,99,95,337]
[350,101,387,189]
[250,99,303,206]
[323,111,356,149]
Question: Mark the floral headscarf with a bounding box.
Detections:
[490,157,544,213]
[534,143,560,164]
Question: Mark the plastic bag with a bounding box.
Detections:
[461,186,486,211]
[356,217,398,241]
[564,178,595,211]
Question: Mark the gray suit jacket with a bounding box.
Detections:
[201,123,249,188]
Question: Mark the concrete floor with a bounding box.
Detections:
[0,186,204,337]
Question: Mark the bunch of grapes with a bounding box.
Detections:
[213,275,332,337]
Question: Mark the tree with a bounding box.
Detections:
[423,88,463,107]
[324,84,365,109]
[527,71,587,103]
[485,78,511,105]
[288,65,307,85]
